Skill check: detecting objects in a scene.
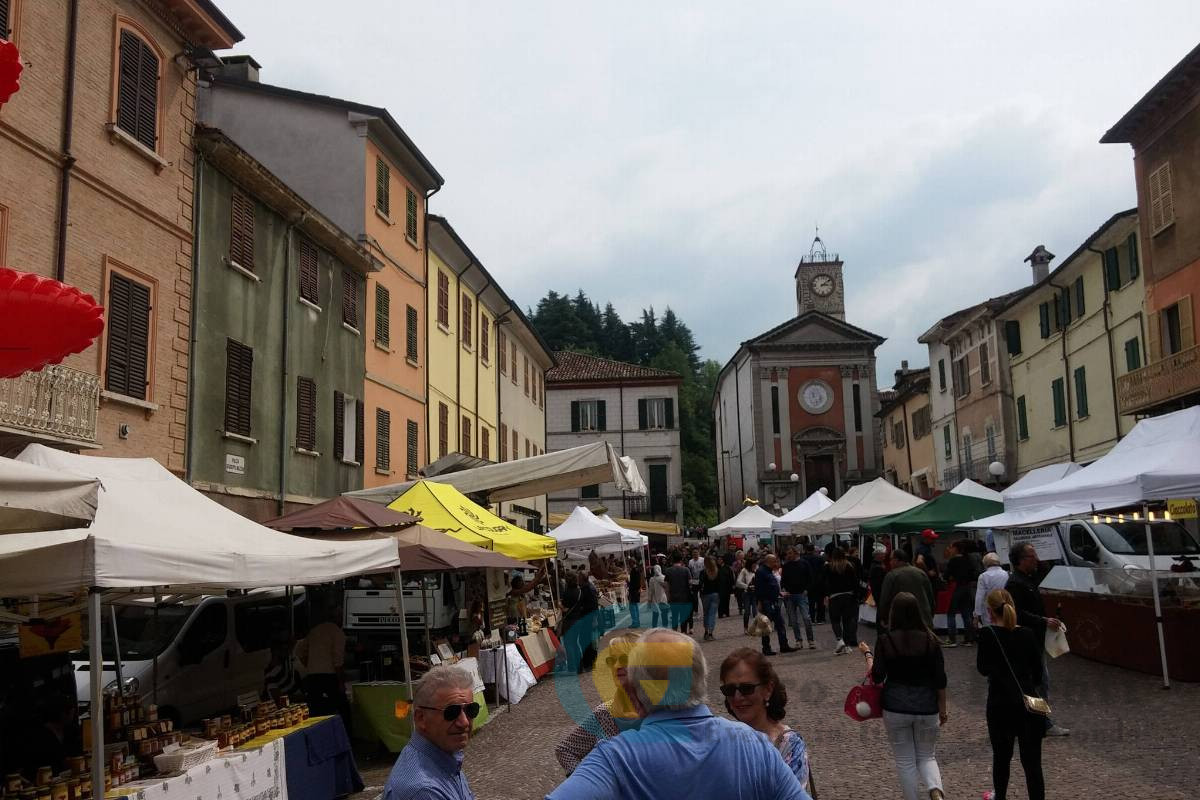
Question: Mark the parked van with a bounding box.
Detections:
[74,589,308,725]
[994,517,1200,571]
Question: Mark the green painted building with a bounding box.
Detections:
[188,127,376,521]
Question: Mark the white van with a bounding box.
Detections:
[74,589,307,725]
[995,517,1200,571]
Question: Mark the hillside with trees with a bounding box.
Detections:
[530,290,720,526]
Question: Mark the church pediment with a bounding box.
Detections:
[746,311,885,350]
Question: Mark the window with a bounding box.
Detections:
[510,341,518,384]
[115,27,160,151]
[1148,161,1175,235]
[1039,302,1051,338]
[229,190,255,271]
[500,423,508,461]
[1074,366,1088,418]
[104,269,152,400]
[224,339,253,437]
[298,237,318,305]
[1124,337,1142,372]
[953,355,969,398]
[406,305,418,361]
[1004,320,1022,356]
[375,157,390,218]
[405,187,418,242]
[376,408,391,471]
[481,427,490,461]
[523,355,530,396]
[437,272,449,327]
[572,400,605,432]
[852,383,863,431]
[1162,302,1186,356]
[480,315,490,363]
[962,433,973,467]
[438,403,448,458]
[911,405,931,439]
[892,420,905,449]
[333,391,362,464]
[499,332,507,373]
[296,376,316,452]
[236,598,306,653]
[461,416,471,456]
[1126,232,1139,280]
[525,438,530,458]
[581,484,600,500]
[770,386,780,434]
[461,295,472,347]
[341,270,358,329]
[0,1,12,39]
[1104,247,1121,292]
[511,428,518,460]
[375,284,390,348]
[937,359,946,392]
[1017,395,1029,441]
[1051,378,1066,428]
[639,398,674,430]
[1073,276,1085,319]
[942,425,952,459]
[985,424,997,462]
[406,419,418,476]
[979,342,991,385]
[540,374,545,409]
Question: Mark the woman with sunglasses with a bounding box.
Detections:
[718,648,812,794]
[554,632,641,775]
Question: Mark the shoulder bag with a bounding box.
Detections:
[989,626,1051,717]
[843,670,882,721]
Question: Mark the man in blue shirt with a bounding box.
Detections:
[547,628,811,800]
[384,665,478,800]
[755,554,796,655]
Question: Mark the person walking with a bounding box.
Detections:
[648,564,669,628]
[687,548,705,631]
[944,540,980,647]
[699,556,721,641]
[1006,543,1069,736]
[665,553,693,633]
[756,555,796,655]
[861,592,948,800]
[977,589,1046,800]
[781,546,816,649]
[720,647,813,795]
[627,559,643,629]
[717,557,735,618]
[823,547,861,654]
[878,550,935,633]
[974,552,1008,626]
[868,543,889,606]
[736,555,757,632]
[802,544,827,623]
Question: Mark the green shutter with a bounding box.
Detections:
[375,157,390,217]
[638,399,648,429]
[1125,337,1142,371]
[596,400,607,431]
[1051,379,1066,427]
[1104,247,1121,291]
[1039,303,1050,338]
[942,425,951,459]
[937,360,946,391]
[665,398,675,429]
[1126,232,1139,280]
[570,401,580,432]
[1059,288,1071,326]
[1074,277,1085,318]
[1076,367,1090,416]
[1005,320,1022,356]
[1017,395,1029,440]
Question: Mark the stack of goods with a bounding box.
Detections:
[79,694,179,790]
[3,760,91,800]
[195,697,309,750]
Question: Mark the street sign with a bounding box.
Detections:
[1168,498,1197,520]
[225,453,245,475]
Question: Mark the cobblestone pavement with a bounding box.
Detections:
[354,614,1199,799]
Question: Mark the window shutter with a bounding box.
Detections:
[376,408,390,471]
[500,424,508,461]
[333,390,345,460]
[406,420,418,476]
[1147,311,1162,363]
[1057,289,1070,326]
[665,398,675,429]
[461,416,471,455]
[937,359,946,391]
[104,273,130,396]
[570,401,580,432]
[437,272,449,326]
[596,401,607,431]
[1038,303,1050,338]
[375,284,390,347]
[1017,396,1028,440]
[512,429,518,461]
[511,342,518,384]
[405,188,418,241]
[1104,247,1121,292]
[942,426,951,459]
[229,190,255,271]
[1005,320,1022,356]
[1126,233,1139,279]
[1074,367,1088,418]
[461,295,472,346]
[224,339,253,436]
[375,157,390,218]
[298,237,319,304]
[1074,277,1085,318]
[0,0,11,37]
[1148,162,1175,234]
[979,342,990,385]
[355,398,365,464]
[438,403,448,458]
[406,305,418,361]
[499,333,507,373]
[638,398,648,430]
[1051,379,1066,427]
[296,377,316,451]
[342,270,357,328]
[117,30,159,151]
[1179,295,1195,350]
[481,315,490,362]
[1124,338,1141,372]
[482,428,490,461]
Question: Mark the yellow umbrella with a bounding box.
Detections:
[387,481,556,561]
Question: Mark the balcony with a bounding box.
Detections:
[626,494,679,520]
[942,455,1011,491]
[0,365,100,450]
[1117,344,1200,416]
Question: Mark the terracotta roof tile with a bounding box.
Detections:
[546,351,681,383]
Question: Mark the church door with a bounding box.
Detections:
[805,455,837,500]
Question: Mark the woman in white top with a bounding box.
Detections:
[648,565,669,627]
[974,552,1009,625]
[736,556,758,632]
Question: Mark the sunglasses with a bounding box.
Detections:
[719,682,763,698]
[605,654,629,668]
[419,702,481,722]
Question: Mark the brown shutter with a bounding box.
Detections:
[375,284,390,347]
[482,428,490,461]
[499,332,507,373]
[296,377,316,451]
[229,190,255,271]
[481,315,490,362]
[117,30,158,151]
[461,295,472,345]
[224,339,253,436]
[333,390,345,460]
[500,423,508,461]
[355,398,365,464]
[375,408,390,471]
[461,416,471,455]
[406,420,418,476]
[1147,311,1162,363]
[375,157,389,218]
[1179,295,1195,351]
[405,188,418,241]
[105,273,151,400]
[341,270,357,328]
[437,272,449,326]
[298,237,318,304]
[406,305,418,361]
[438,403,448,458]
[0,0,11,37]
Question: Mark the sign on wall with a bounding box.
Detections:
[225,453,246,475]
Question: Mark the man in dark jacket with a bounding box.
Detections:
[1007,543,1069,736]
[780,547,815,648]
[801,543,827,623]
[877,550,934,631]
[754,555,796,655]
[665,554,693,633]
[627,561,643,628]
[867,544,889,607]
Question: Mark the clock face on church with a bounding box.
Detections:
[810,274,835,297]
[799,380,834,414]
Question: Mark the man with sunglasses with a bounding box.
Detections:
[384,665,480,800]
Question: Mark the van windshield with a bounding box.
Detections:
[1091,521,1200,556]
[77,604,194,662]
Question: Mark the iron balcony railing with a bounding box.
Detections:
[0,364,100,446]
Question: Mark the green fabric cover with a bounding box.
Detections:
[860,491,1002,534]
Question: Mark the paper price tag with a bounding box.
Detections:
[394,700,412,719]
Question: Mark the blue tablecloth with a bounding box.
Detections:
[283,715,363,800]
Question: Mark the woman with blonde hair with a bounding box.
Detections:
[977,589,1046,800]
[554,632,641,774]
[699,556,721,641]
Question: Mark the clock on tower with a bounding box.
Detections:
[794,233,846,320]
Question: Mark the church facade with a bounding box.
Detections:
[713,240,886,521]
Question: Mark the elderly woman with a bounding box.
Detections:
[554,632,641,775]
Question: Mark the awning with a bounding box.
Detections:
[0,455,100,534]
[860,488,1003,534]
[546,512,680,536]
[549,506,625,551]
[347,441,646,505]
[292,523,527,572]
[263,495,418,532]
[710,504,778,535]
[771,491,835,534]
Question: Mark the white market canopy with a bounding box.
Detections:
[598,514,648,552]
[550,505,625,551]
[0,445,400,596]
[793,478,924,536]
[1001,462,1082,499]
[346,441,646,505]
[710,503,778,535]
[949,478,1003,502]
[771,490,835,534]
[0,455,100,534]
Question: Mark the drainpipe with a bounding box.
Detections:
[1088,246,1124,443]
[422,185,441,469]
[184,151,205,482]
[1048,278,1076,462]
[53,0,80,281]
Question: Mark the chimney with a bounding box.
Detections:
[1023,245,1055,284]
[217,54,261,82]
[901,360,909,371]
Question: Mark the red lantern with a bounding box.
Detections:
[0,39,21,107]
[0,268,105,378]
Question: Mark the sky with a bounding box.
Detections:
[216,2,1199,386]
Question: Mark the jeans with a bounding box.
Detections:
[718,591,731,617]
[882,710,943,800]
[742,594,754,629]
[651,602,669,627]
[703,592,719,633]
[987,705,1045,800]
[759,601,790,652]
[829,592,859,647]
[946,583,975,642]
[629,597,641,627]
[670,600,690,631]
[785,593,814,643]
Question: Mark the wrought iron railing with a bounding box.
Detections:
[626,494,679,517]
[0,364,100,445]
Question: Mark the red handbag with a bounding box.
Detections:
[843,672,883,721]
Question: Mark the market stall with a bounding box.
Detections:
[860,480,1002,535]
[709,503,778,550]
[793,478,924,538]
[770,490,835,539]
[0,455,100,534]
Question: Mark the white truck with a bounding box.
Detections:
[993,517,1200,572]
[343,573,462,633]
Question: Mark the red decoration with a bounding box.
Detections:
[0,267,105,378]
[0,39,21,107]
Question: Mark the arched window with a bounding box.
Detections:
[114,22,161,151]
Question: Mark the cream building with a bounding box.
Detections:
[1002,210,1144,473]
[878,363,935,497]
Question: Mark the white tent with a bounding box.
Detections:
[0,455,100,533]
[793,478,924,536]
[549,505,625,552]
[598,514,648,551]
[959,504,1088,530]
[709,504,777,535]
[949,478,1003,502]
[1001,462,1081,499]
[770,490,835,534]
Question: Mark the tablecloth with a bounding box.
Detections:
[107,737,286,800]
[278,715,362,800]
[350,683,489,753]
[478,644,536,704]
[516,628,560,679]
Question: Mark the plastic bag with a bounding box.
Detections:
[1045,624,1070,658]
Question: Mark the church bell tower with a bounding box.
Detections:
[794,232,846,320]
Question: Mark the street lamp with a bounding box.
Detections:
[988,461,1005,483]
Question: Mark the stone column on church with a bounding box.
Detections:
[840,366,858,472]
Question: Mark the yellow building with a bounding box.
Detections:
[877,363,936,497]
[1002,210,1145,474]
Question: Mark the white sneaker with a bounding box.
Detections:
[1046,724,1071,737]
[834,640,847,655]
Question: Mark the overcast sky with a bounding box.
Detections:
[218,2,1198,386]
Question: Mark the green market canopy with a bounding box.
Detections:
[861,483,1002,535]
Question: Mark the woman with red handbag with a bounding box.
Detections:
[861,592,948,800]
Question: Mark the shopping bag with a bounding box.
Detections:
[747,613,773,637]
[1045,624,1070,658]
[843,672,882,721]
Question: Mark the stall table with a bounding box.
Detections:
[106,737,286,800]
[239,715,361,800]
[516,627,561,680]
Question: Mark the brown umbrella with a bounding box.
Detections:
[262,495,418,532]
[292,523,528,571]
